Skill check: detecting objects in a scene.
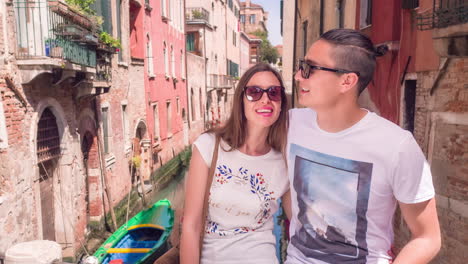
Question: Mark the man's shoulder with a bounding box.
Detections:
[366,112,411,138]
[361,113,416,152]
[289,107,315,121]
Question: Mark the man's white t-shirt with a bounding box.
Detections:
[285,108,435,264]
[193,133,289,264]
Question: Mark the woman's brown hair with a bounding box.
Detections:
[209,63,289,155]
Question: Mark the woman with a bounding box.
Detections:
[181,63,291,264]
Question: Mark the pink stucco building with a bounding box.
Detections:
[144,0,188,167]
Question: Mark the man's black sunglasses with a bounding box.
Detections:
[297,59,360,79]
[244,86,284,102]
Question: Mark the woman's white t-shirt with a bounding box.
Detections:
[193,133,289,264]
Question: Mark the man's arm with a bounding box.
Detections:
[281,189,292,220]
[393,198,441,264]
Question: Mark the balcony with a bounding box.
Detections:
[416,0,468,57]
[186,7,210,25]
[14,0,99,83]
[207,74,234,91]
[417,0,468,30]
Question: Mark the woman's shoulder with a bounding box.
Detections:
[194,132,216,146]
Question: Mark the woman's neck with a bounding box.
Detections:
[239,127,270,156]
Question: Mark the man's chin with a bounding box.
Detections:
[298,98,314,109]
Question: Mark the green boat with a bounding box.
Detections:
[92,199,174,264]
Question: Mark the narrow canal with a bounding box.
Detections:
[85,147,288,263]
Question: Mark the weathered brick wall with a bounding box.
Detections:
[0,75,38,256]
[0,3,91,254]
[394,58,468,264]
[96,27,148,208]
[0,72,93,257]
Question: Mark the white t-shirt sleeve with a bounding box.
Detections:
[193,133,215,167]
[392,133,435,204]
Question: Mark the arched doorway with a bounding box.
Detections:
[81,131,93,223]
[37,108,60,241]
[133,121,151,184]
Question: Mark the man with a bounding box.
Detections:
[285,29,440,264]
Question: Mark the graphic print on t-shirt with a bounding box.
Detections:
[290,144,373,263]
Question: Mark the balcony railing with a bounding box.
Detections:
[417,0,468,30]
[208,74,234,89]
[186,7,210,24]
[14,0,97,67]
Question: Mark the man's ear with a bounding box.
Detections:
[340,73,359,93]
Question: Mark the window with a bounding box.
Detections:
[228,0,233,10]
[171,45,175,77]
[191,88,196,121]
[164,42,169,76]
[179,0,184,31]
[186,33,195,52]
[168,0,172,20]
[180,50,185,79]
[152,103,160,140]
[166,101,172,136]
[161,0,167,17]
[122,103,128,139]
[250,14,256,24]
[199,88,203,121]
[121,104,128,146]
[117,0,123,62]
[96,0,113,35]
[36,108,60,164]
[146,35,154,76]
[101,107,110,154]
[360,0,372,28]
[227,59,239,77]
[176,97,180,115]
[232,30,236,46]
[240,14,245,24]
[250,46,258,63]
[186,32,201,54]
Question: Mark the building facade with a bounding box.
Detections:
[144,0,188,167]
[282,0,468,263]
[0,0,147,259]
[185,0,241,135]
[240,0,268,33]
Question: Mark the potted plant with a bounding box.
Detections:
[192,9,204,19]
[98,32,121,53]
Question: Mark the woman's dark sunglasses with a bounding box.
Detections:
[297,59,360,79]
[244,86,284,102]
